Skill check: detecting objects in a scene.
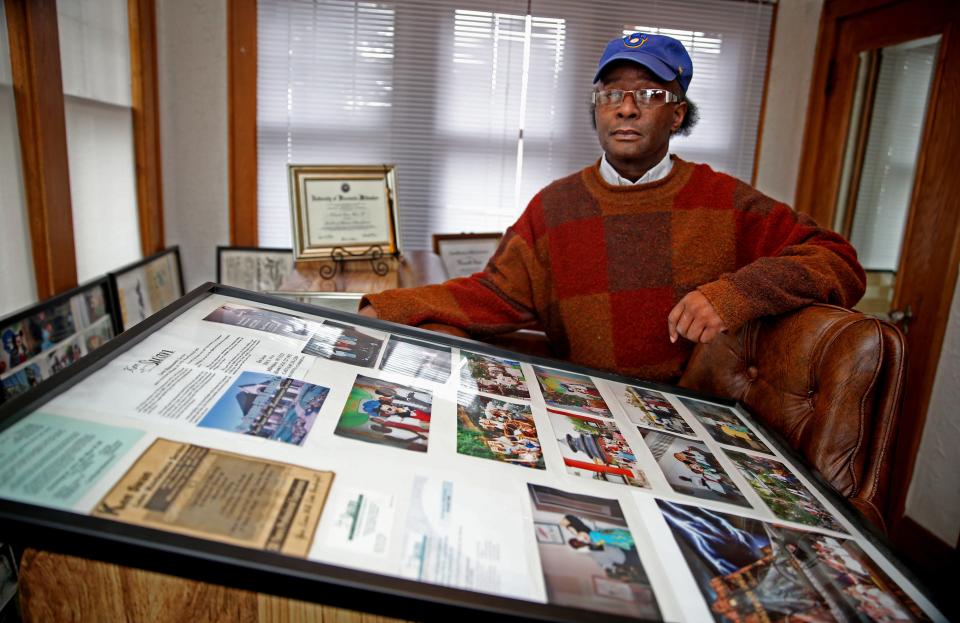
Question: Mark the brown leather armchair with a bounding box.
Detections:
[678,303,906,533]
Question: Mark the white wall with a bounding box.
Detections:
[156,0,229,290]
[753,0,823,204]
[906,272,960,546]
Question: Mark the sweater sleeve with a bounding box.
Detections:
[362,203,547,337]
[697,187,866,332]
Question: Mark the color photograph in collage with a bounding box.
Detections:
[456,393,544,469]
[204,303,319,340]
[726,450,845,532]
[528,484,660,619]
[547,408,649,488]
[617,384,696,436]
[533,366,612,418]
[301,320,386,367]
[378,334,452,383]
[641,430,750,507]
[1,362,42,397]
[459,351,530,399]
[657,500,930,622]
[335,375,432,452]
[199,371,330,445]
[679,397,772,454]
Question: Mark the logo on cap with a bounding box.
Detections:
[623,34,647,48]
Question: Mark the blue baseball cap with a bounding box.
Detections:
[594,32,693,93]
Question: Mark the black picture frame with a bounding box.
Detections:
[0,283,945,622]
[0,276,118,405]
[215,245,294,292]
[108,246,185,332]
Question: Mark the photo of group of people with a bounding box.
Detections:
[335,375,433,452]
[617,384,696,436]
[378,335,451,383]
[199,371,329,445]
[528,484,660,619]
[658,500,927,622]
[301,320,386,367]
[1,284,114,401]
[642,430,750,507]
[679,397,772,454]
[548,408,649,488]
[456,393,544,469]
[726,450,844,531]
[460,352,530,399]
[533,367,612,418]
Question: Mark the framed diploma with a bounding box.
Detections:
[288,165,400,262]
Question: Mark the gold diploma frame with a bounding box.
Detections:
[288,164,400,262]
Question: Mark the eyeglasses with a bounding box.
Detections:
[591,88,682,108]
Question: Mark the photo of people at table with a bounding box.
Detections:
[617,385,696,436]
[335,375,433,452]
[456,393,544,469]
[726,450,845,532]
[199,371,329,445]
[679,397,772,454]
[301,320,386,368]
[533,367,612,418]
[459,351,530,399]
[548,408,649,488]
[658,500,927,622]
[528,484,660,619]
[378,334,452,383]
[642,430,750,507]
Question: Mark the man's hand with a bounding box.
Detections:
[667,291,726,344]
[358,305,379,318]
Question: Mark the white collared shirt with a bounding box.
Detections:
[599,152,673,185]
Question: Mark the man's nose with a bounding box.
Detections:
[616,91,641,117]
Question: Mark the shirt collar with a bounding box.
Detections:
[599,152,673,186]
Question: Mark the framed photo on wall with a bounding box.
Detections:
[216,246,294,293]
[432,233,502,279]
[288,165,400,262]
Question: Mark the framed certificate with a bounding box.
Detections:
[288,165,400,262]
[432,233,502,279]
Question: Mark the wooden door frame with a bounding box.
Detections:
[796,0,960,549]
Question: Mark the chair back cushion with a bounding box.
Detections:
[678,304,905,531]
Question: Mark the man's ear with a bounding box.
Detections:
[672,101,688,132]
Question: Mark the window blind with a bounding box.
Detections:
[57,0,141,282]
[257,0,773,250]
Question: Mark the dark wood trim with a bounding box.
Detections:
[750,1,778,187]
[128,0,165,256]
[4,0,77,299]
[228,0,258,247]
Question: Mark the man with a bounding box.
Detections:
[361,33,865,382]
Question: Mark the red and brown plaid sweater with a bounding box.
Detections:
[365,158,865,381]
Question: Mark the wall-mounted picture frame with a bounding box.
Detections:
[533,521,564,545]
[432,233,502,279]
[109,246,185,331]
[288,164,400,263]
[216,246,294,293]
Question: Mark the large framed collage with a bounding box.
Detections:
[0,285,946,622]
